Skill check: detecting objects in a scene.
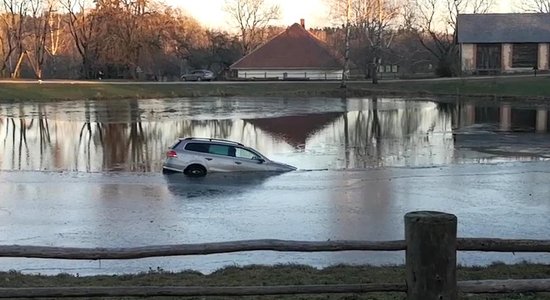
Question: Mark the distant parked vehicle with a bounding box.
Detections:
[180,70,215,81]
[162,137,297,177]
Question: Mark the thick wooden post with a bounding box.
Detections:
[405,211,457,300]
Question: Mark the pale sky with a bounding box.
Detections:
[171,0,518,31]
[172,0,329,30]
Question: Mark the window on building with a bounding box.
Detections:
[476,44,501,70]
[512,44,538,68]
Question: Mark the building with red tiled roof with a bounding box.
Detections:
[230,20,344,80]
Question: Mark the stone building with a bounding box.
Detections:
[457,13,550,74]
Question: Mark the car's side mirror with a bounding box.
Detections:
[256,158,265,164]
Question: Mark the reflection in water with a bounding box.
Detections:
[164,172,281,199]
[245,114,342,147]
[452,103,550,160]
[1,98,549,172]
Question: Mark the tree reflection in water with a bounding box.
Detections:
[2,98,545,172]
[338,98,455,168]
[0,99,454,171]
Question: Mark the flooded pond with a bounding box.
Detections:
[1,97,550,275]
[1,97,550,172]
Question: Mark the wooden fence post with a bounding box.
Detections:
[405,211,457,300]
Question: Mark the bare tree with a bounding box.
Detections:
[401,0,417,31]
[95,0,147,79]
[224,0,280,55]
[0,0,29,78]
[353,0,399,83]
[26,0,55,79]
[329,0,400,83]
[46,4,61,55]
[44,3,64,77]
[389,0,434,75]
[165,9,206,71]
[520,0,550,12]
[0,6,11,76]
[340,0,351,87]
[0,0,214,79]
[60,0,99,78]
[415,0,494,76]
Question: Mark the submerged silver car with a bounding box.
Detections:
[162,137,297,176]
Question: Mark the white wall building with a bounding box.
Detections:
[230,21,344,80]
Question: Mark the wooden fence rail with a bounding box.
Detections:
[1,238,549,260]
[1,211,549,299]
[0,283,408,298]
[1,279,550,298]
[457,238,550,252]
[0,240,407,260]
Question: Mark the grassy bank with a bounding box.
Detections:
[1,76,550,101]
[1,263,549,299]
[375,76,550,98]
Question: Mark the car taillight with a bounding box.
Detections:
[166,150,177,158]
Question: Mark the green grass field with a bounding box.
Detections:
[1,263,549,299]
[374,76,550,98]
[1,76,550,101]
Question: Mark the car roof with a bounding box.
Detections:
[179,137,244,147]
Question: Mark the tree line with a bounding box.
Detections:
[0,0,544,80]
[0,0,244,80]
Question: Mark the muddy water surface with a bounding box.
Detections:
[1,97,550,172]
[1,97,549,275]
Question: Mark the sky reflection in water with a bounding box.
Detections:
[1,97,550,274]
[1,97,549,172]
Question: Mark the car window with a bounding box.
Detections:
[235,147,259,160]
[170,140,182,149]
[184,143,209,153]
[208,144,231,156]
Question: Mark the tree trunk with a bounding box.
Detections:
[371,60,378,84]
[11,52,25,79]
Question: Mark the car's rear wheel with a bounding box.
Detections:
[184,164,207,177]
[197,77,202,82]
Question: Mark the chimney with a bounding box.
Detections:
[300,19,305,29]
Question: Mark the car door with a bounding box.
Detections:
[204,144,240,172]
[232,147,268,171]
[192,71,202,81]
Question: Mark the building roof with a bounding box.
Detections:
[230,23,343,70]
[457,13,550,43]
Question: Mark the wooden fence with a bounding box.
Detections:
[0,211,549,299]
